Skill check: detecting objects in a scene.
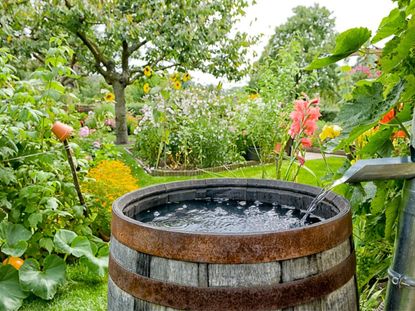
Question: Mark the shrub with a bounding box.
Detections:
[134,87,286,169]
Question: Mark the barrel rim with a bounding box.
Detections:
[111,178,352,263]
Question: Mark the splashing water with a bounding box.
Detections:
[300,176,348,225]
[136,198,323,233]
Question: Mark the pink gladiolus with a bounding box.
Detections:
[304,119,318,136]
[288,97,320,139]
[301,138,312,148]
[297,155,305,166]
[79,126,90,137]
[310,98,319,105]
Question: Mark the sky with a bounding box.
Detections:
[191,0,396,88]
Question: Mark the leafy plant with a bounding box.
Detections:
[0,41,108,308]
[306,1,415,308]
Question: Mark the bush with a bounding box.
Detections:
[133,86,288,169]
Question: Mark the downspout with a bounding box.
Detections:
[384,107,415,310]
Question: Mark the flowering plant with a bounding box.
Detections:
[275,95,321,181]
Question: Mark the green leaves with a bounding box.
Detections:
[306,28,371,69]
[381,16,415,73]
[372,8,407,43]
[53,229,108,277]
[0,265,27,311]
[19,255,65,300]
[0,223,32,257]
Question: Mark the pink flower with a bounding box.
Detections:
[288,97,320,138]
[304,119,318,136]
[288,120,301,138]
[104,119,116,129]
[79,126,90,137]
[308,107,321,120]
[297,155,305,166]
[300,138,312,148]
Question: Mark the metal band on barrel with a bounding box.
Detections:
[111,206,352,264]
[109,251,356,311]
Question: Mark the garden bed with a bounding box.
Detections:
[124,148,272,176]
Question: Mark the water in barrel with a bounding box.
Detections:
[136,198,323,233]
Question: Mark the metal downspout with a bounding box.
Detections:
[385,109,415,310]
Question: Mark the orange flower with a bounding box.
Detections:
[380,109,395,124]
[392,130,407,139]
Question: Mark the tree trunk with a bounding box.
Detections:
[112,80,129,144]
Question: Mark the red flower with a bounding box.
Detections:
[380,109,395,124]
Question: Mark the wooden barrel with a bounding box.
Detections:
[109,179,358,311]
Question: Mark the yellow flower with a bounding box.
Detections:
[143,66,152,77]
[173,81,181,90]
[182,72,191,82]
[143,83,150,94]
[104,92,115,102]
[249,93,259,100]
[170,72,179,82]
[126,14,133,23]
[319,125,342,140]
[6,35,12,43]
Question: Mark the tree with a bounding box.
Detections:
[250,4,338,103]
[1,0,254,144]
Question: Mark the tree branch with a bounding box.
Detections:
[75,30,115,80]
[128,39,148,56]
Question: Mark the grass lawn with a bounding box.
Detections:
[21,149,347,311]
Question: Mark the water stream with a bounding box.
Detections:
[300,176,348,224]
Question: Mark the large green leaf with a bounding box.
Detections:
[0,223,32,257]
[19,255,66,300]
[359,127,394,157]
[307,28,371,69]
[53,229,77,254]
[372,8,407,44]
[2,241,28,257]
[0,265,28,311]
[80,244,109,278]
[53,230,94,258]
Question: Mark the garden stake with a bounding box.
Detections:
[51,122,88,216]
[63,139,86,210]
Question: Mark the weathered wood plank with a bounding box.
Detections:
[322,277,358,311]
[208,261,281,287]
[108,276,134,311]
[110,237,137,272]
[150,256,199,286]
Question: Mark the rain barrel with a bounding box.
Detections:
[108,179,357,310]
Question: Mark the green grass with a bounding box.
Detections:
[21,149,347,310]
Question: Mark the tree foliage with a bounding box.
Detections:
[251,4,338,103]
[1,0,255,144]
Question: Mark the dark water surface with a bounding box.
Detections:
[136,198,322,233]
